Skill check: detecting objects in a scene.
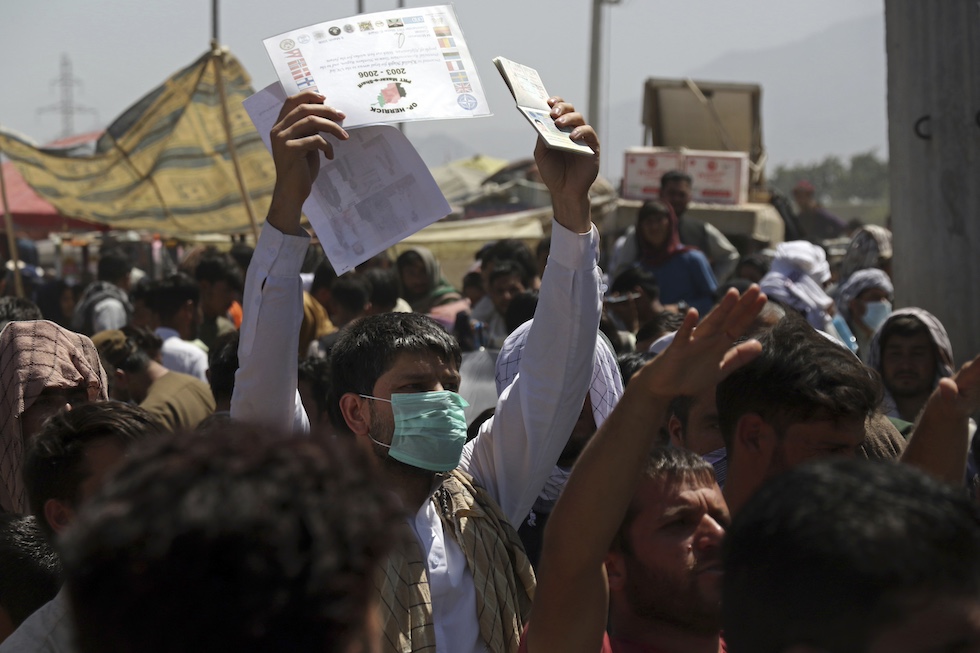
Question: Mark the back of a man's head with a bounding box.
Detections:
[716,317,881,450]
[0,515,61,639]
[23,402,160,540]
[207,330,240,406]
[97,249,133,286]
[149,273,199,323]
[0,297,43,331]
[723,459,980,653]
[327,312,461,432]
[61,427,402,653]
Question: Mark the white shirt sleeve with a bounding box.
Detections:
[91,297,128,333]
[459,219,602,526]
[231,222,311,434]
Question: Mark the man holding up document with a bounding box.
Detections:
[231,88,606,653]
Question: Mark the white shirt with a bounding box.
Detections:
[90,297,128,333]
[156,326,209,382]
[0,588,75,653]
[232,219,601,653]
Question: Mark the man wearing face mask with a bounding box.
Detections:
[834,268,894,363]
[232,91,604,653]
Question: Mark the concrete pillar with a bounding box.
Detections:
[885,0,980,365]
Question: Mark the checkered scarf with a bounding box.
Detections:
[0,320,107,513]
[375,469,535,653]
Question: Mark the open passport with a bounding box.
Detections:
[493,56,595,156]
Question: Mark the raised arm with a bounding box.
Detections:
[461,98,604,525]
[526,287,766,653]
[231,92,349,433]
[901,354,980,485]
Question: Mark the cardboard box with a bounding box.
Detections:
[623,147,750,205]
[622,147,684,200]
[684,151,749,205]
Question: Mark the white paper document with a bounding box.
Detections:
[263,5,491,127]
[243,83,451,274]
[493,56,594,156]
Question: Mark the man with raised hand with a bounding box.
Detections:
[232,90,604,653]
[523,287,766,653]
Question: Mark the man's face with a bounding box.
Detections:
[19,385,90,443]
[660,180,692,218]
[881,332,937,399]
[849,287,890,324]
[613,477,728,634]
[637,211,671,250]
[400,260,430,297]
[670,386,724,456]
[768,416,866,477]
[199,280,235,319]
[489,274,526,317]
[363,350,461,455]
[793,188,816,210]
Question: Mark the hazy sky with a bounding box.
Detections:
[2,0,884,177]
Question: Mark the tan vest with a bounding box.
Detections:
[376,469,536,653]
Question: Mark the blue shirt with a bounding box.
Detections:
[637,250,717,315]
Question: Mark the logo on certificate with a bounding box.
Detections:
[298,34,311,44]
[344,24,355,33]
[457,94,478,111]
[328,27,341,36]
[279,39,296,50]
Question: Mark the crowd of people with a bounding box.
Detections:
[0,90,978,653]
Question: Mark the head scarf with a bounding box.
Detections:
[636,201,692,268]
[840,225,893,282]
[835,268,894,324]
[397,246,461,313]
[759,241,834,330]
[494,320,623,432]
[0,320,107,513]
[866,308,954,419]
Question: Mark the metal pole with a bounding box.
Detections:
[212,0,219,43]
[358,0,365,13]
[587,0,602,127]
[0,154,25,298]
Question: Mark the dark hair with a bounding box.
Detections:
[129,277,157,306]
[716,318,882,450]
[298,355,332,422]
[637,311,685,345]
[330,275,372,315]
[23,402,160,539]
[612,446,715,554]
[362,268,400,312]
[482,239,537,283]
[229,243,254,274]
[328,313,461,432]
[61,427,402,653]
[489,259,530,289]
[504,289,539,334]
[535,237,551,258]
[0,515,61,626]
[660,170,692,187]
[0,296,43,330]
[34,280,77,326]
[148,273,199,321]
[723,459,980,653]
[195,253,243,292]
[97,249,132,284]
[311,259,338,294]
[877,314,931,351]
[610,266,661,302]
[715,279,753,303]
[637,199,671,223]
[462,271,483,292]
[735,253,770,278]
[208,331,240,402]
[617,350,656,386]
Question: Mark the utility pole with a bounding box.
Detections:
[38,54,97,140]
[587,0,620,152]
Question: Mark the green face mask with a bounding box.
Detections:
[360,391,470,472]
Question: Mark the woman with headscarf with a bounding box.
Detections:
[396,246,463,314]
[0,320,107,514]
[835,268,894,362]
[608,200,717,315]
